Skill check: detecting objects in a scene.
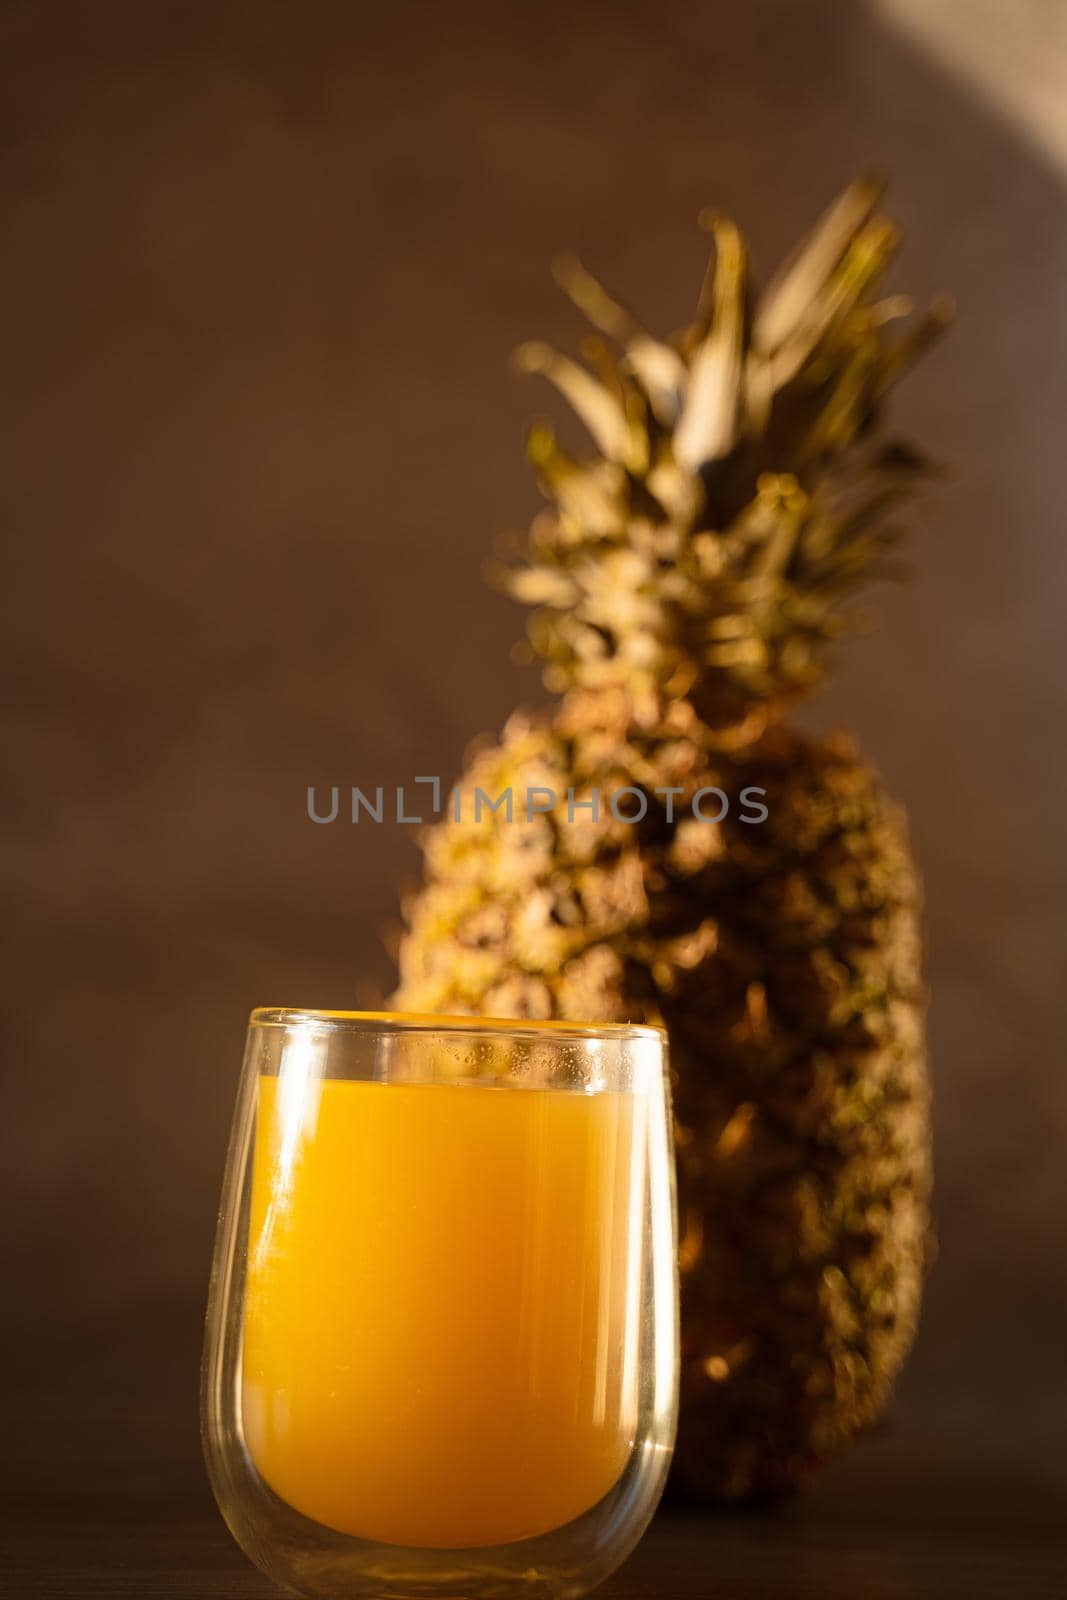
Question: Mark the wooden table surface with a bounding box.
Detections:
[4,1301,1065,1599]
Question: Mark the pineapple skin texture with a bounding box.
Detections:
[395,689,931,1502]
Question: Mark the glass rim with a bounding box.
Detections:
[249,1006,666,1043]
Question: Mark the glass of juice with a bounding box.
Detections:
[202,1007,678,1598]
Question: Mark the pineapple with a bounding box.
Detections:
[394,177,948,1501]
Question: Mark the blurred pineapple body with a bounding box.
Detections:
[394,178,943,1500]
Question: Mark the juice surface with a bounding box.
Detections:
[242,1074,644,1548]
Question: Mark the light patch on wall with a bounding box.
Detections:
[874,0,1067,168]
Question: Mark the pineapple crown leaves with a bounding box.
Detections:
[491,174,952,728]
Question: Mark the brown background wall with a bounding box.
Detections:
[2,0,1064,1489]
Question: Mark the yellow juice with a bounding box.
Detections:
[242,1074,645,1548]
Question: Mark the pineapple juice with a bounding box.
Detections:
[242,1073,646,1548]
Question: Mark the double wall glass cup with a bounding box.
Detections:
[202,1008,678,1598]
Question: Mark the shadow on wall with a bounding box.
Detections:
[0,0,1064,1425]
